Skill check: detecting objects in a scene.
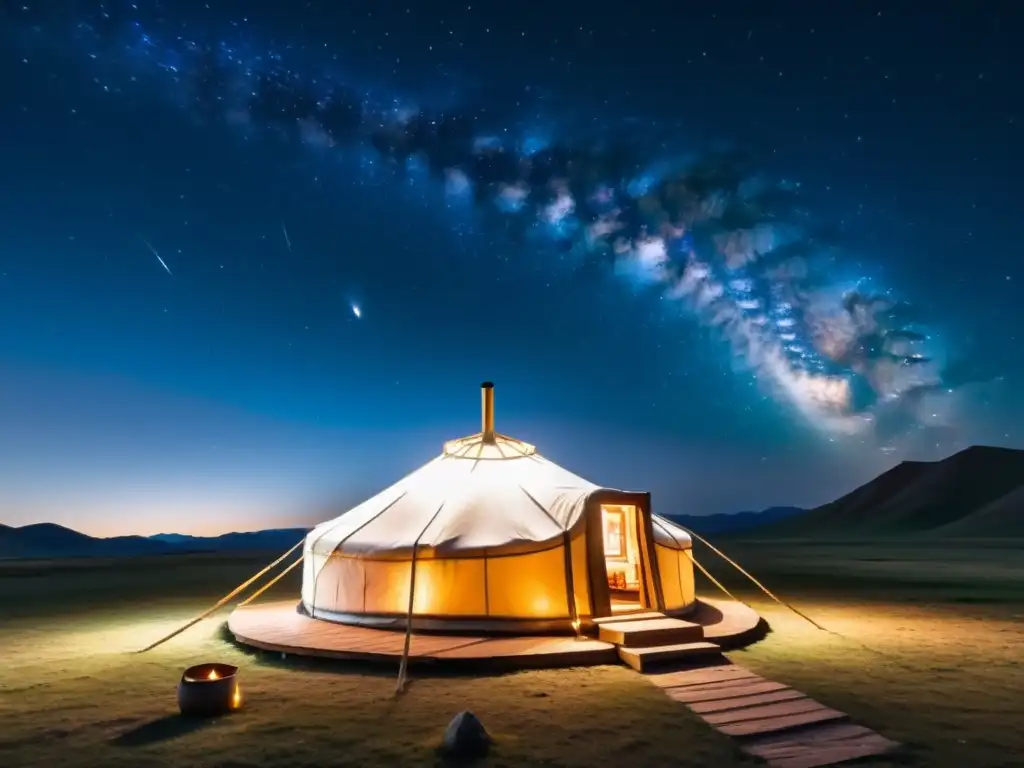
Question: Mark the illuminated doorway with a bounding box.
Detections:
[600,504,645,614]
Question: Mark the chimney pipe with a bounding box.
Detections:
[481,382,495,441]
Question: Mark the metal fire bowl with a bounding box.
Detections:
[177,663,241,717]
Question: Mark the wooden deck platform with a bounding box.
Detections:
[690,597,766,649]
[228,602,617,669]
[645,661,900,767]
[227,596,763,671]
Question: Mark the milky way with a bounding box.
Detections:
[13,2,958,446]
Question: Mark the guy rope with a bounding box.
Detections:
[682,527,915,669]
[136,539,304,653]
[682,527,830,632]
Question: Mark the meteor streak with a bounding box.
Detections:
[143,238,172,277]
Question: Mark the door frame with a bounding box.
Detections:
[581,489,665,619]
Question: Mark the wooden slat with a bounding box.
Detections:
[593,611,666,624]
[717,707,848,738]
[660,672,772,694]
[688,688,805,715]
[745,723,900,768]
[743,721,888,749]
[665,679,788,704]
[646,663,756,689]
[703,698,831,726]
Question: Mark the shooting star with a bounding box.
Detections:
[281,222,292,253]
[143,238,173,276]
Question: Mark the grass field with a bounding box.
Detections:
[1,541,1022,767]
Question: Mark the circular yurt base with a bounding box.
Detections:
[227,597,764,671]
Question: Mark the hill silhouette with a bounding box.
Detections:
[664,506,805,537]
[0,524,309,560]
[0,523,172,559]
[0,507,800,560]
[6,445,1021,558]
[930,482,1024,538]
[756,445,1024,538]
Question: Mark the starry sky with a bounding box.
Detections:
[1,1,1021,537]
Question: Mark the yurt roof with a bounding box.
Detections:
[306,383,692,560]
[651,514,695,549]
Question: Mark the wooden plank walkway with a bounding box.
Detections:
[645,662,899,768]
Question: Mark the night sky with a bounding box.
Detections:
[2,1,1021,537]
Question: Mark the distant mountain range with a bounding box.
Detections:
[664,506,806,537]
[0,508,805,561]
[751,445,1024,539]
[0,524,308,560]
[2,444,1021,559]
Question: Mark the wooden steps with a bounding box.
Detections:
[598,616,704,647]
[644,661,899,767]
[593,611,666,624]
[617,641,722,672]
[599,612,721,672]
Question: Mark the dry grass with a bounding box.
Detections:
[1,543,1022,767]
[735,599,1024,767]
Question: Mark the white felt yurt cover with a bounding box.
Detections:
[301,387,695,629]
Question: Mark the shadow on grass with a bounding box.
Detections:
[433,748,491,767]
[110,715,213,747]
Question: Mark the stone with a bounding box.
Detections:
[441,710,491,759]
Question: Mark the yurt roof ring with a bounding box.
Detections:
[441,383,537,459]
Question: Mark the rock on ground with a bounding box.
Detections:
[441,710,491,759]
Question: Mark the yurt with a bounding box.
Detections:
[301,383,696,634]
